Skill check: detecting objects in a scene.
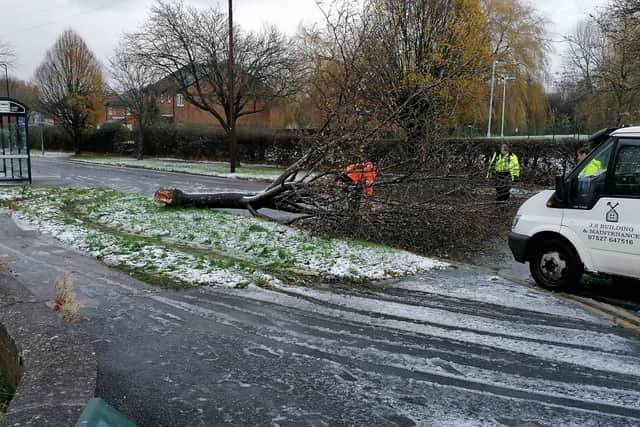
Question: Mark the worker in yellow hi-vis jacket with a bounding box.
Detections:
[487,144,520,201]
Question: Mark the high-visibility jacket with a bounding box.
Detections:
[579,159,602,177]
[344,161,377,196]
[488,152,520,181]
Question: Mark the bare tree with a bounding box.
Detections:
[109,44,161,160]
[611,0,640,19]
[0,40,14,67]
[126,0,300,170]
[0,40,15,98]
[599,7,640,125]
[562,6,640,127]
[34,29,104,153]
[561,18,609,129]
[564,19,603,93]
[0,78,39,106]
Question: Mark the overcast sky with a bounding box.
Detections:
[0,0,608,82]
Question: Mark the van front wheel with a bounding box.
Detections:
[529,239,583,290]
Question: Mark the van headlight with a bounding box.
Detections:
[512,215,521,230]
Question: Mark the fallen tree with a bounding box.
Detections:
[150,0,526,257]
[154,146,332,219]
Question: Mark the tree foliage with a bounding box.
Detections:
[481,0,548,76]
[478,0,550,135]
[363,0,492,144]
[297,0,550,138]
[34,29,104,153]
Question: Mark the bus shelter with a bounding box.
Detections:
[0,98,31,183]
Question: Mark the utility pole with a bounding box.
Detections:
[228,0,237,173]
[500,76,516,138]
[0,63,9,98]
[487,60,504,137]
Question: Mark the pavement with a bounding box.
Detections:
[0,271,96,426]
[0,156,639,426]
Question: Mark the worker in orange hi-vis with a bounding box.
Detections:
[341,161,377,196]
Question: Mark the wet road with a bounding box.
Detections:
[467,233,640,316]
[29,156,266,195]
[1,157,639,426]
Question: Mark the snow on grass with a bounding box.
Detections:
[72,156,285,181]
[0,186,446,288]
[82,190,445,279]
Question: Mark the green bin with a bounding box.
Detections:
[75,398,137,427]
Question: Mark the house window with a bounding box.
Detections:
[176,93,184,107]
[160,93,165,103]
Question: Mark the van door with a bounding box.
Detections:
[561,138,640,279]
[599,139,640,278]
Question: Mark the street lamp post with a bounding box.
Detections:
[487,59,505,137]
[500,76,516,138]
[0,63,9,98]
[227,0,237,173]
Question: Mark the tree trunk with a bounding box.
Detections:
[397,92,432,149]
[154,163,307,216]
[137,130,144,161]
[73,129,82,155]
[155,188,258,209]
[154,185,308,218]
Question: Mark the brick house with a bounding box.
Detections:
[102,78,294,129]
[103,97,131,126]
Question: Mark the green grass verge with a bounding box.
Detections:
[0,186,442,289]
[72,156,285,179]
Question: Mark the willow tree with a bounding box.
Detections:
[35,30,103,153]
[479,0,550,134]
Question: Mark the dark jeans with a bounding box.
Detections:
[495,172,512,201]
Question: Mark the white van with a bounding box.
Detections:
[509,127,640,289]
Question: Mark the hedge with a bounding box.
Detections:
[28,123,132,153]
[30,123,588,184]
[30,123,302,164]
[140,125,301,163]
[445,137,585,185]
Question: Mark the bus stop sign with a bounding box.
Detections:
[0,98,31,183]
